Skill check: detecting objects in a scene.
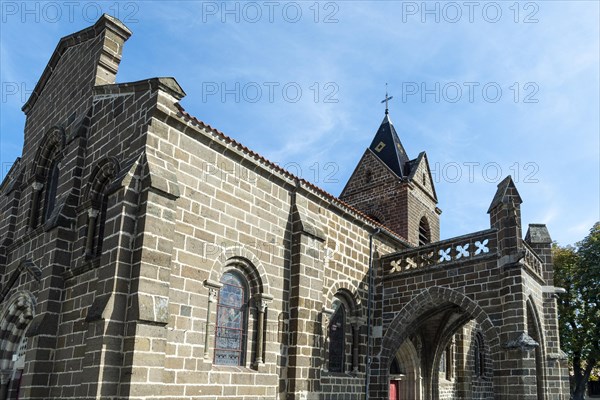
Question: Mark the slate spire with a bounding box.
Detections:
[368,112,410,178]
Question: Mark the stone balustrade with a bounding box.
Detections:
[521,240,544,279]
[383,229,498,275]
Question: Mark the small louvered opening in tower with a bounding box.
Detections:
[419,217,431,246]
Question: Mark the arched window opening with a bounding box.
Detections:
[214,271,248,366]
[85,160,118,259]
[367,214,382,224]
[86,190,110,259]
[418,217,431,246]
[438,349,446,374]
[29,127,65,229]
[474,333,485,377]
[437,343,453,380]
[44,160,60,222]
[328,298,346,372]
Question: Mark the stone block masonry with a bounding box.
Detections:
[0,15,568,400]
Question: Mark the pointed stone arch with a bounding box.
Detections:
[382,287,499,360]
[391,336,423,400]
[0,290,36,391]
[526,296,547,400]
[379,286,500,399]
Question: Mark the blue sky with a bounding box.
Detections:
[1,1,598,246]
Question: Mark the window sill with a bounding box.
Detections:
[210,364,263,373]
[63,256,100,279]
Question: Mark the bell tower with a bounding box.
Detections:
[339,95,441,246]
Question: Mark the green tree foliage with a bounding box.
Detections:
[553,222,600,400]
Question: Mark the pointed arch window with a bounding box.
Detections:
[328,298,346,372]
[418,217,431,246]
[214,271,249,366]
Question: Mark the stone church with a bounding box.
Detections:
[0,15,569,400]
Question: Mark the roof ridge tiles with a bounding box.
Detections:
[174,103,410,246]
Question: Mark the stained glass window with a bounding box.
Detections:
[328,302,346,372]
[214,271,247,366]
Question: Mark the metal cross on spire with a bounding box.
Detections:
[381,83,393,115]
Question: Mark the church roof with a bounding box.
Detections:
[175,104,411,246]
[368,113,410,178]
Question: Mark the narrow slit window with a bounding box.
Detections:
[44,161,60,222]
[474,333,485,377]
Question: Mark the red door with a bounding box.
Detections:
[389,381,399,400]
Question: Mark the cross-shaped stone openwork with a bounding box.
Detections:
[474,239,489,255]
[381,83,393,115]
[456,244,470,259]
[438,247,452,262]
